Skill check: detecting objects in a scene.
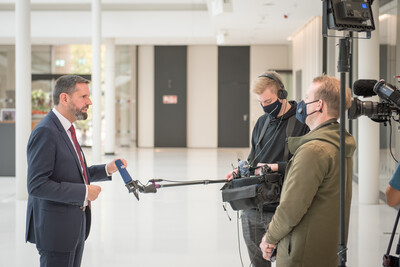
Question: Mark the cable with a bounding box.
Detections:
[389,119,399,163]
[237,211,245,267]
[223,204,232,221]
[246,100,289,266]
[249,100,287,167]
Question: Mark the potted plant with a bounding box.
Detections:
[31,89,50,119]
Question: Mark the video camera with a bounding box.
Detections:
[348,79,400,123]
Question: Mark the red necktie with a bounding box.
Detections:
[69,125,89,186]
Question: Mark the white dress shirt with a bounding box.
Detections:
[52,108,89,207]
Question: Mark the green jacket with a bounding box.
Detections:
[265,119,356,267]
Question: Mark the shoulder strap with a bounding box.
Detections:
[284,115,297,162]
[257,115,271,147]
[249,115,271,166]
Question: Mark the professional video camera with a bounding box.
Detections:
[348,79,400,123]
[349,78,400,266]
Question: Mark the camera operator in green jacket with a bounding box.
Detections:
[259,75,356,267]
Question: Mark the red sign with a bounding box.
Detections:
[163,95,178,104]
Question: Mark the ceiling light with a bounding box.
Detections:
[379,14,390,21]
[210,0,232,16]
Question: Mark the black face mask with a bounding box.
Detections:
[261,99,282,117]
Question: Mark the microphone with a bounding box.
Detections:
[139,183,158,193]
[149,179,163,183]
[115,159,141,200]
[353,79,377,97]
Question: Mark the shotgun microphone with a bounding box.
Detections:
[353,79,377,97]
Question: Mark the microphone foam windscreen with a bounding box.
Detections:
[353,79,377,97]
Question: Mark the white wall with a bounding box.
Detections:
[249,45,292,131]
[292,16,323,99]
[137,44,292,148]
[137,46,154,147]
[187,46,218,148]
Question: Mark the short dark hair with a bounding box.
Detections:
[53,75,90,105]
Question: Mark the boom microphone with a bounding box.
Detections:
[353,79,377,97]
[139,183,158,193]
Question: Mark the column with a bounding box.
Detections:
[91,0,102,162]
[15,0,31,200]
[357,0,380,204]
[120,99,130,147]
[105,38,115,155]
[138,46,154,147]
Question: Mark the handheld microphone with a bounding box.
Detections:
[353,79,377,97]
[115,159,141,200]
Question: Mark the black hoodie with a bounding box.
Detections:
[247,101,309,175]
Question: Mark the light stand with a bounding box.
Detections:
[322,1,375,266]
[337,36,351,267]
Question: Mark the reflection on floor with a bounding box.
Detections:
[0,147,397,267]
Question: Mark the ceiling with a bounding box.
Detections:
[0,0,322,45]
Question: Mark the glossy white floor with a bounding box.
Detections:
[0,147,397,267]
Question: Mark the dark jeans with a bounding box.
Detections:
[241,209,274,267]
[38,211,86,267]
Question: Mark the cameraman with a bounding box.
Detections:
[259,75,356,266]
[386,163,400,207]
[225,71,308,267]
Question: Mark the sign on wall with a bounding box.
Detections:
[162,95,178,104]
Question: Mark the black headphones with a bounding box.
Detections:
[258,73,288,100]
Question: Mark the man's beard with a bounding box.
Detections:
[75,108,88,120]
[69,103,89,120]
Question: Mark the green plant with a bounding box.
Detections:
[31,89,50,112]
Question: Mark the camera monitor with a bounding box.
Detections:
[324,0,375,32]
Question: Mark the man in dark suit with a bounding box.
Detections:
[25,75,127,267]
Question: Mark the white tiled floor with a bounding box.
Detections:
[0,147,398,267]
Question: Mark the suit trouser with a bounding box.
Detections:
[38,211,86,267]
[241,209,274,267]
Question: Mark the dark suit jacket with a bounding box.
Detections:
[25,110,111,252]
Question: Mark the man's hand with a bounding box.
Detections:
[106,158,128,175]
[225,169,238,180]
[87,185,102,201]
[254,163,278,175]
[259,235,276,261]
